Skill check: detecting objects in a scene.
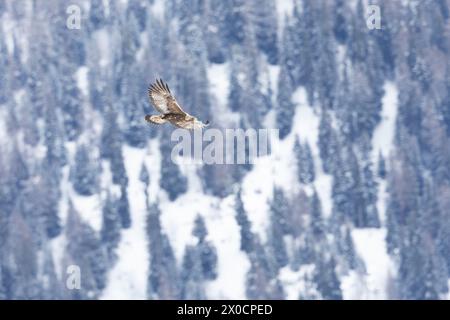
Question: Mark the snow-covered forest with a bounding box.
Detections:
[0,0,449,300]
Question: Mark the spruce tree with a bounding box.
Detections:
[71,144,99,196]
[295,138,316,184]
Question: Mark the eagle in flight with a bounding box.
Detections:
[145,79,209,130]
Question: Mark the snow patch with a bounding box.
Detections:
[276,0,294,29]
[377,180,388,225]
[279,264,317,300]
[205,196,250,299]
[372,82,398,224]
[159,181,249,299]
[0,108,7,143]
[291,88,333,217]
[448,280,450,300]
[207,63,239,125]
[372,82,398,160]
[341,270,370,300]
[151,0,165,20]
[2,13,15,55]
[51,164,72,279]
[70,192,103,232]
[93,29,111,67]
[101,146,149,299]
[291,88,319,159]
[351,228,394,299]
[242,87,332,240]
[75,66,89,97]
[145,139,162,204]
[241,135,298,242]
[208,63,229,108]
[268,65,280,101]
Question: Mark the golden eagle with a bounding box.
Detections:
[145,79,209,130]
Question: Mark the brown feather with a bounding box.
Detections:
[147,78,185,115]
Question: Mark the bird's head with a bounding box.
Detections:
[192,118,210,129]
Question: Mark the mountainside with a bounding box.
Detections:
[0,0,450,300]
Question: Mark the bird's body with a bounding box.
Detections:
[145,79,209,130]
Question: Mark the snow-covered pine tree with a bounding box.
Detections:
[294,138,316,184]
[71,143,100,197]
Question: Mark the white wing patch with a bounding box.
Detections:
[150,91,170,114]
[148,79,184,114]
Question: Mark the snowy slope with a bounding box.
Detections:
[2,0,449,302]
[101,146,149,299]
[342,83,399,300]
[372,82,398,160]
[45,1,414,301]
[160,189,250,299]
[373,83,399,224]
[350,228,395,299]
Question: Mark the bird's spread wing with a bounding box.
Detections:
[148,79,185,115]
